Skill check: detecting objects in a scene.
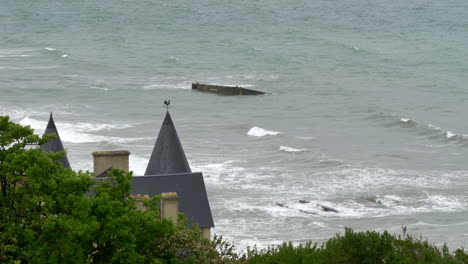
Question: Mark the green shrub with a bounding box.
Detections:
[246,228,468,264]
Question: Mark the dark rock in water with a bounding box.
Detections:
[299,209,317,215]
[299,200,310,204]
[192,83,265,96]
[319,204,339,213]
[275,202,285,207]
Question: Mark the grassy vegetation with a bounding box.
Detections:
[243,228,468,264]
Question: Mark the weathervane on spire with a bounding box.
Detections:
[164,100,171,111]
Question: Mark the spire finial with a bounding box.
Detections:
[163,100,171,111]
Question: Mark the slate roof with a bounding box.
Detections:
[95,171,214,228]
[145,111,191,175]
[131,172,214,228]
[40,113,71,168]
[92,109,214,228]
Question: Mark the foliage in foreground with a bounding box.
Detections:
[246,228,468,264]
[0,116,236,263]
[1,115,467,263]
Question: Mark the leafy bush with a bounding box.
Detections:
[246,228,468,264]
[0,116,233,264]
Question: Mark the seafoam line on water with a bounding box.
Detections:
[19,116,149,144]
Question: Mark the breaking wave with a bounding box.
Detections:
[279,146,306,152]
[129,155,150,176]
[367,113,468,145]
[272,191,467,219]
[261,167,468,219]
[18,116,146,144]
[247,126,282,137]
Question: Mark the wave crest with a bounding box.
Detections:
[279,146,306,152]
[247,126,282,137]
[19,116,142,144]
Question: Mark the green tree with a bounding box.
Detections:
[1,116,228,264]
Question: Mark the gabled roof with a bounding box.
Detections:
[131,172,214,228]
[144,111,191,175]
[40,113,71,169]
[93,172,215,228]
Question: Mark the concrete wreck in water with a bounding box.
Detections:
[192,83,265,95]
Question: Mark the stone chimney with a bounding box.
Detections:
[160,192,179,222]
[131,194,150,211]
[92,150,130,176]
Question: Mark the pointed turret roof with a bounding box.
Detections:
[40,113,71,169]
[144,111,191,175]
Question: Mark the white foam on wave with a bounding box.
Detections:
[44,47,56,51]
[428,124,442,130]
[0,109,28,120]
[247,126,281,137]
[191,160,246,184]
[425,194,466,211]
[315,168,456,191]
[400,118,410,123]
[279,146,306,152]
[281,191,466,219]
[129,155,150,176]
[416,122,468,143]
[19,116,143,144]
[312,221,328,228]
[413,221,468,227]
[61,54,69,58]
[296,136,315,140]
[446,131,456,139]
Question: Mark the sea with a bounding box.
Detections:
[1,0,468,250]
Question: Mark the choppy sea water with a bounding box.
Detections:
[1,0,468,250]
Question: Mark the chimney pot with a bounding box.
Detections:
[92,150,130,176]
[161,192,179,222]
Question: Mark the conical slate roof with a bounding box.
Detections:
[40,113,71,169]
[144,111,191,175]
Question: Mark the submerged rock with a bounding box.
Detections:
[318,204,339,213]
